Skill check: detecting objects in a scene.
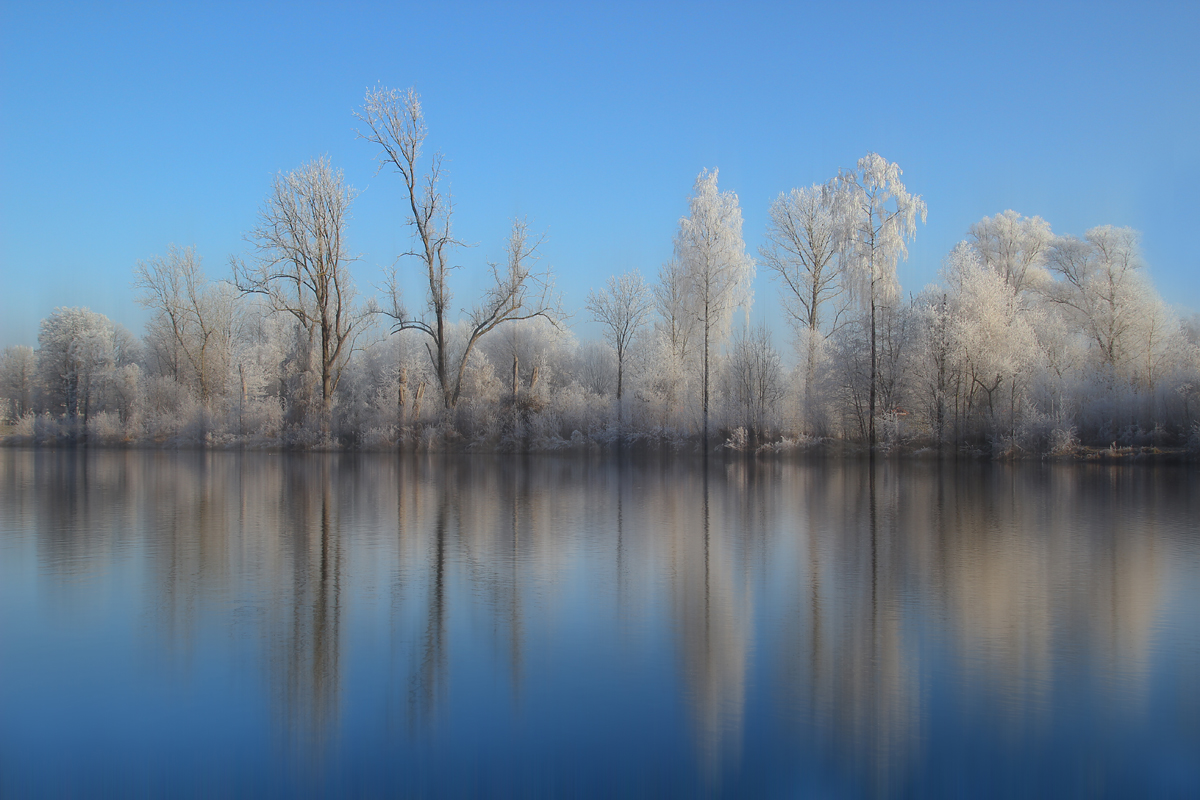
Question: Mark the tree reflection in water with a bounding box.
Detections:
[1,449,1197,798]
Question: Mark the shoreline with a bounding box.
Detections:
[2,434,1194,464]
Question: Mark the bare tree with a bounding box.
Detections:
[828,153,926,448]
[455,219,559,405]
[357,86,558,411]
[135,244,239,406]
[587,270,653,409]
[759,185,844,430]
[233,157,370,421]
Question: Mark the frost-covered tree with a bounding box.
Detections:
[724,324,785,442]
[234,157,371,424]
[674,168,754,444]
[357,87,558,411]
[645,259,703,427]
[587,270,653,408]
[136,244,240,406]
[0,345,36,421]
[1047,226,1148,381]
[829,153,926,447]
[575,340,617,398]
[481,313,577,401]
[456,219,561,406]
[943,243,1041,445]
[759,184,843,430]
[654,258,698,364]
[36,307,133,427]
[967,211,1052,297]
[913,287,955,444]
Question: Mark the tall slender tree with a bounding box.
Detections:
[674,168,754,446]
[829,153,925,448]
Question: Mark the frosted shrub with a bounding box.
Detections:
[241,397,283,442]
[87,411,125,444]
[1150,424,1168,447]
[529,410,569,450]
[880,410,903,445]
[549,383,608,440]
[360,426,396,450]
[723,426,748,451]
[1049,426,1079,456]
[13,411,36,438]
[990,434,1021,459]
[34,413,64,444]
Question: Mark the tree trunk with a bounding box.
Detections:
[869,296,877,449]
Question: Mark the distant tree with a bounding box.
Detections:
[725,324,785,441]
[654,258,698,365]
[943,243,1041,443]
[481,313,577,401]
[967,210,1052,297]
[1047,226,1148,381]
[357,86,559,411]
[587,270,654,409]
[759,184,843,430]
[36,307,119,425]
[647,259,699,424]
[135,244,240,406]
[575,340,617,398]
[674,168,754,445]
[0,345,36,421]
[828,153,926,448]
[233,157,371,423]
[913,287,954,444]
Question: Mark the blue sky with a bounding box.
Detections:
[2,0,1197,350]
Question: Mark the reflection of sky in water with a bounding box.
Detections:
[1,450,1197,798]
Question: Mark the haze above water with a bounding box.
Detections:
[1,450,1197,798]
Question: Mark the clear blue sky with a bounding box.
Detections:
[2,0,1197,350]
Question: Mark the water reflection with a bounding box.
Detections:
[1,449,1197,797]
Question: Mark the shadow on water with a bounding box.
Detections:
[1,449,1198,797]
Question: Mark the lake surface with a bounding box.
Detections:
[1,449,1197,798]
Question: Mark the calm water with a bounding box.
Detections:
[1,449,1197,798]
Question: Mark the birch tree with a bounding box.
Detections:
[357,86,558,411]
[829,153,926,448]
[674,168,754,444]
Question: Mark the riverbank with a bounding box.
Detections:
[3,427,1196,463]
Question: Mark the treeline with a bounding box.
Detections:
[2,89,1198,455]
